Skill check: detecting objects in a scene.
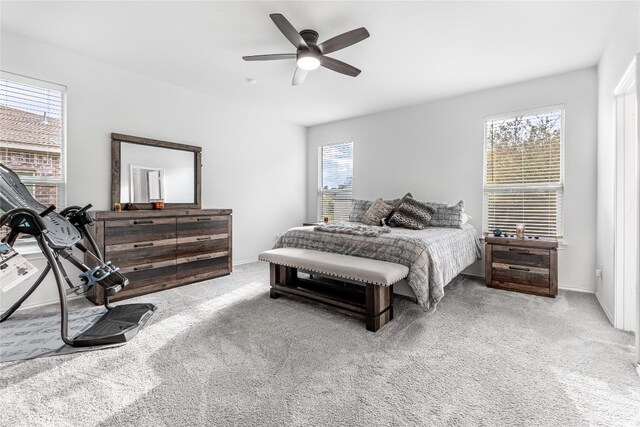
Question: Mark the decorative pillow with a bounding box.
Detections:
[388,196,435,230]
[384,192,413,223]
[349,195,411,223]
[361,198,394,226]
[349,199,373,222]
[427,200,465,228]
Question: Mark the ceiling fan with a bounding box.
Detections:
[243,13,370,86]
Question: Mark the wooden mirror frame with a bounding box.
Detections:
[111,133,202,210]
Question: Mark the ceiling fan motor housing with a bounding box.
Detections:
[299,29,319,49]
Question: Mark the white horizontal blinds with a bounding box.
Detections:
[484,109,563,238]
[319,140,353,221]
[0,77,65,210]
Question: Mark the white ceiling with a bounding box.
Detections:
[0,1,627,127]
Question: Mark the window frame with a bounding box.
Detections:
[1,71,67,249]
[482,104,565,239]
[317,139,354,222]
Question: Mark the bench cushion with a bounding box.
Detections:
[258,248,409,287]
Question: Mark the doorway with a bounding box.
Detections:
[613,56,639,365]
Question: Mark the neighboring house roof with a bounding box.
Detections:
[0,105,62,153]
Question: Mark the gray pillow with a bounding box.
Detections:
[388,196,435,230]
[349,199,374,222]
[427,200,465,228]
[362,198,394,226]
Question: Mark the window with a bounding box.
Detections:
[318,140,353,221]
[0,73,66,211]
[483,107,564,238]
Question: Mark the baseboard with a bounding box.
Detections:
[462,272,484,279]
[595,291,614,325]
[558,285,595,294]
[233,258,258,267]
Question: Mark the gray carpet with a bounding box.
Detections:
[1,262,639,426]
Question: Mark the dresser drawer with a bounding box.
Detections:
[106,239,177,269]
[120,259,177,288]
[104,217,176,245]
[176,234,229,258]
[177,216,229,238]
[176,252,229,279]
[491,262,550,288]
[491,245,550,269]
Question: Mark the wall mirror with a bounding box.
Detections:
[111,133,201,209]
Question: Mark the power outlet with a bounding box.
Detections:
[595,267,602,278]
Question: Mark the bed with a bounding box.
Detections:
[273,223,482,309]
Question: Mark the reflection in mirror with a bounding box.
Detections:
[130,165,164,203]
[119,143,195,203]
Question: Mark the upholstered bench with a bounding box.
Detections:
[258,248,409,331]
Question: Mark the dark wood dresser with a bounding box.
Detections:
[86,209,232,304]
[485,236,558,297]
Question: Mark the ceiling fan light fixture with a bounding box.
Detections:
[296,53,320,71]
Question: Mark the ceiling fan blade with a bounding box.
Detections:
[292,67,308,86]
[319,56,361,77]
[270,13,308,49]
[242,53,296,61]
[318,27,370,55]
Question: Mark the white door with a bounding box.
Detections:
[624,90,638,333]
[614,58,638,339]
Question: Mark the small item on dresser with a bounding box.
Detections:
[113,202,122,212]
[323,216,329,223]
[126,203,138,211]
[493,228,502,237]
[153,200,165,210]
[515,224,525,238]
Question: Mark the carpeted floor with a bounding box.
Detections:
[1,261,639,426]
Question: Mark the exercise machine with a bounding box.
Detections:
[0,163,156,347]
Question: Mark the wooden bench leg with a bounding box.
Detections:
[269,263,296,299]
[365,283,393,332]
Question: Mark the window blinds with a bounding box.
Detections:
[319,141,353,221]
[484,109,563,238]
[0,76,65,209]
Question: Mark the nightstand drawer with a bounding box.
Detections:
[491,245,550,269]
[491,262,550,288]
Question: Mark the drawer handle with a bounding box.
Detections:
[508,248,529,253]
[197,237,211,241]
[134,264,154,271]
[196,218,212,222]
[508,266,530,272]
[133,220,154,225]
[196,255,211,261]
[134,242,154,248]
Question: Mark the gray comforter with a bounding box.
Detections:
[273,223,482,309]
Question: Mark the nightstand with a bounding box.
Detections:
[485,236,558,297]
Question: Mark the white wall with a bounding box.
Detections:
[596,3,640,323]
[308,68,598,292]
[1,31,306,310]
